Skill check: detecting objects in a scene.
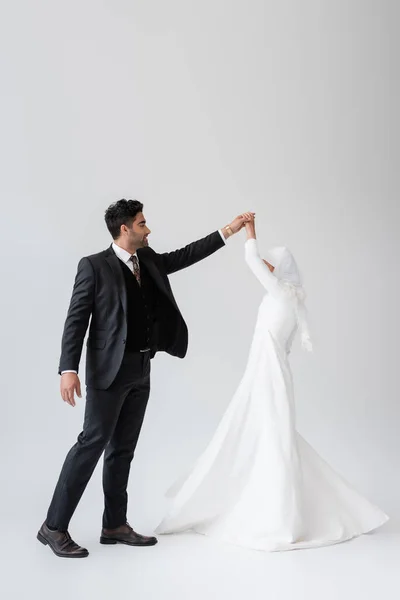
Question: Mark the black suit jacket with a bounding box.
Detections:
[58,230,225,389]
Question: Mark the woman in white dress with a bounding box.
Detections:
[155,215,389,551]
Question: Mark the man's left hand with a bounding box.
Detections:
[223,212,255,237]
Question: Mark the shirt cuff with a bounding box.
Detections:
[218,229,227,244]
[61,370,77,375]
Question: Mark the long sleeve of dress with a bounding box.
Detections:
[245,238,281,295]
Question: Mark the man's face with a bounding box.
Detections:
[125,212,151,248]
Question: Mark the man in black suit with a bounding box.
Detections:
[37,199,252,558]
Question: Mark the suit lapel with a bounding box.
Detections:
[105,246,128,316]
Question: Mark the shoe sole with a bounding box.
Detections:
[99,536,158,547]
[37,532,89,558]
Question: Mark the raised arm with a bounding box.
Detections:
[159,213,255,275]
[244,217,280,294]
[159,231,225,275]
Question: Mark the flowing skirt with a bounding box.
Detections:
[155,331,389,551]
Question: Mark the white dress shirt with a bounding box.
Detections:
[111,242,137,273]
[61,230,227,375]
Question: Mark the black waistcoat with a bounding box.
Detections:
[118,259,156,352]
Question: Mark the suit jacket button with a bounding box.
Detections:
[122,339,126,344]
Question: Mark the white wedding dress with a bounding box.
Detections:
[155,239,389,551]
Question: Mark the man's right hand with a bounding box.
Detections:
[60,373,82,407]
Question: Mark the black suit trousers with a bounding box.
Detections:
[46,351,151,530]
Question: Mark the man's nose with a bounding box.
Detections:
[146,227,151,235]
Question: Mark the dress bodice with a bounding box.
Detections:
[257,293,298,353]
[246,239,299,354]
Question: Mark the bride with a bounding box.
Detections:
[155,214,388,551]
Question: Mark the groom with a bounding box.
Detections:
[38,199,252,558]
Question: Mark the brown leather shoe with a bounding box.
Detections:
[100,522,158,547]
[37,522,89,558]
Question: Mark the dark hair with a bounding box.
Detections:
[105,199,144,239]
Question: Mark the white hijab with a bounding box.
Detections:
[265,246,312,351]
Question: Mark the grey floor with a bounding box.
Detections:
[2,507,398,600]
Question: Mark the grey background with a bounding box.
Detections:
[0,1,398,599]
